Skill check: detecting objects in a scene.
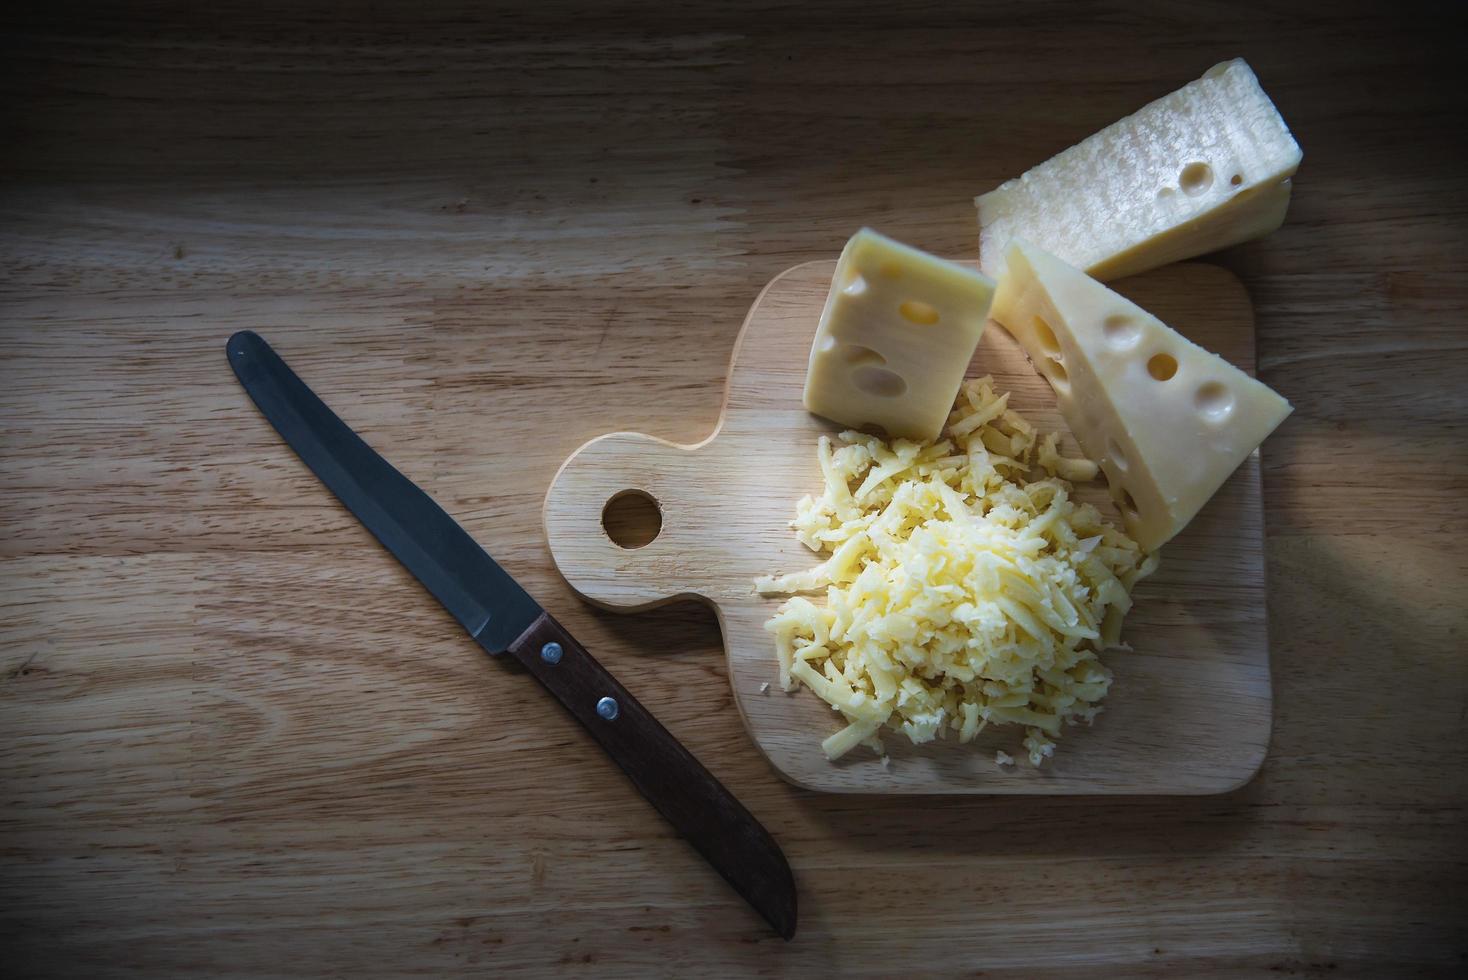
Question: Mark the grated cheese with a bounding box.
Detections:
[756,377,1159,767]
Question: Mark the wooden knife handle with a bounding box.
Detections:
[504,611,797,939]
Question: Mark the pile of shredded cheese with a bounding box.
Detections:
[755,377,1159,767]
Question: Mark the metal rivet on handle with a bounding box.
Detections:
[596,696,619,721]
[540,642,563,665]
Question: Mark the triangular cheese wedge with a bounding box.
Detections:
[977,59,1302,282]
[991,239,1292,551]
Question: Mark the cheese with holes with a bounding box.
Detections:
[976,59,1302,282]
[991,239,1292,552]
[804,229,996,442]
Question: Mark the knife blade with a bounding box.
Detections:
[226,330,796,939]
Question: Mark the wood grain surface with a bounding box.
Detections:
[546,260,1274,794]
[2,1,1465,976]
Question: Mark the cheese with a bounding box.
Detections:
[990,239,1292,552]
[976,59,1301,282]
[757,377,1157,767]
[804,229,996,442]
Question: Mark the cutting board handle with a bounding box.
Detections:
[544,430,721,612]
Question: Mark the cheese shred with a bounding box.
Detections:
[756,377,1159,767]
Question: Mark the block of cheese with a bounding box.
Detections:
[976,59,1302,282]
[804,229,996,443]
[991,239,1291,552]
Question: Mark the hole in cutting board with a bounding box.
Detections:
[602,490,661,549]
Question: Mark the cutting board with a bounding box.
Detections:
[543,260,1272,794]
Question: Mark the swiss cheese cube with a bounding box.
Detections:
[977,59,1302,282]
[991,239,1291,552]
[804,229,996,442]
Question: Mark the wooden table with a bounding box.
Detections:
[3,3,1464,976]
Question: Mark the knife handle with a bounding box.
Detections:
[504,611,796,939]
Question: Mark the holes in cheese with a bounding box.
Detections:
[1102,314,1141,350]
[1106,437,1128,471]
[991,238,1292,553]
[1033,315,1061,356]
[602,490,661,550]
[1045,357,1069,387]
[1179,162,1213,195]
[898,299,941,325]
[803,229,996,443]
[1194,381,1235,421]
[853,365,907,398]
[1146,352,1179,382]
[975,58,1302,282]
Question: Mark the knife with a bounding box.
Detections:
[226,331,796,939]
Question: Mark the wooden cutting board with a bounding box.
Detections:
[544,260,1272,794]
